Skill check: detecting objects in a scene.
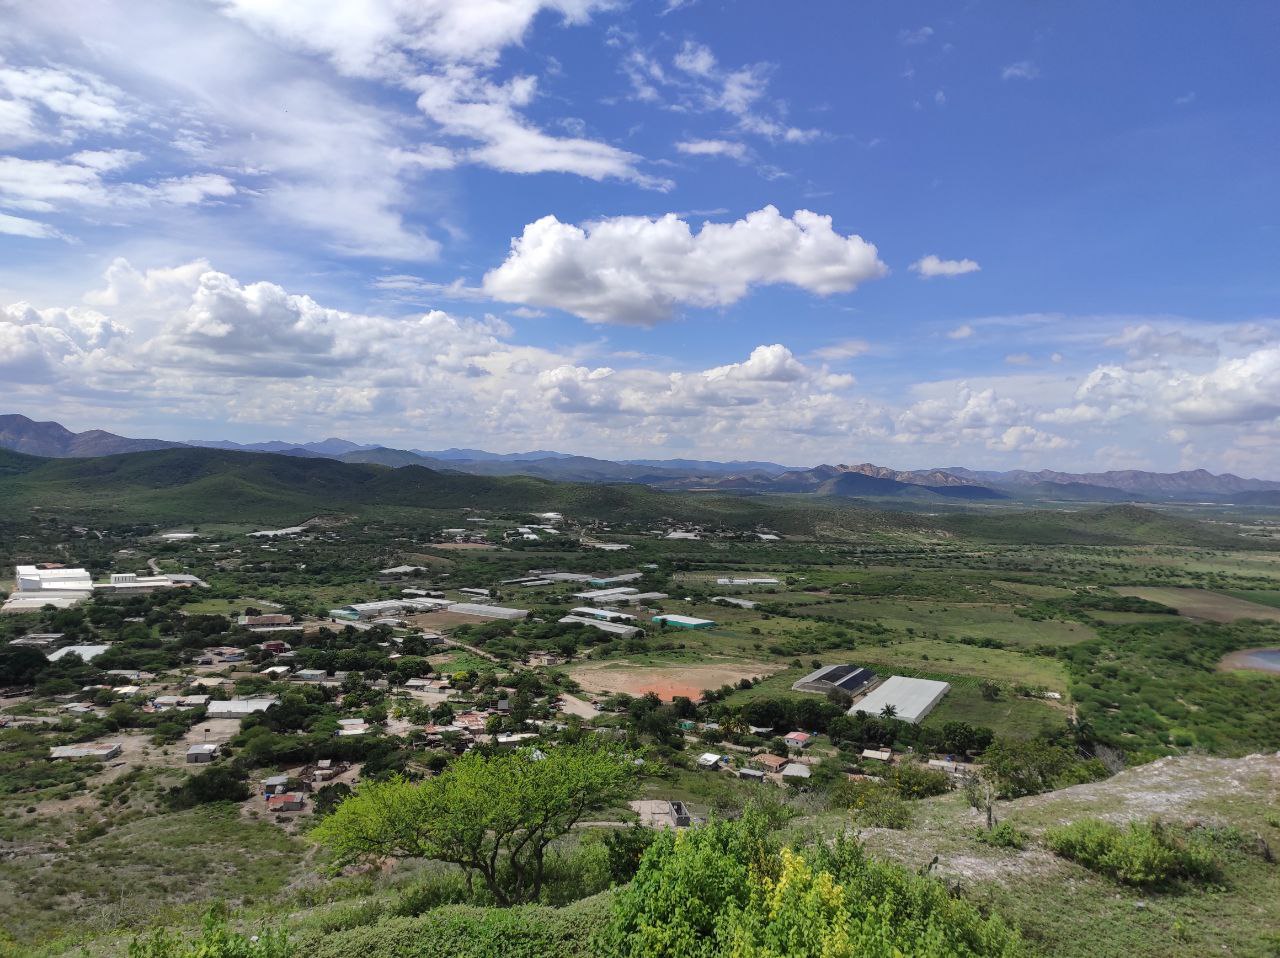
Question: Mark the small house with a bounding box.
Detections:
[266,792,305,812]
[783,731,812,749]
[186,743,219,763]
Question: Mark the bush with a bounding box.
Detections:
[594,810,1021,957]
[300,895,612,958]
[828,780,913,830]
[886,761,951,799]
[129,909,290,958]
[975,822,1028,850]
[167,765,251,809]
[1045,819,1222,888]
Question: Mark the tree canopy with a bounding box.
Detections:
[314,742,636,905]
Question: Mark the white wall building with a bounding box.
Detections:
[15,565,92,592]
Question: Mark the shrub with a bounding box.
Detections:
[594,810,1021,957]
[975,822,1028,850]
[129,909,290,958]
[1045,819,1222,888]
[300,895,612,958]
[828,780,913,830]
[886,761,952,799]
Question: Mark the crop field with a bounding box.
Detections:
[1115,586,1280,622]
[1218,588,1280,609]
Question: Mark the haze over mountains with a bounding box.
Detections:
[2,412,1278,504]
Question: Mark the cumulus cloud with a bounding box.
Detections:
[5,258,894,458]
[1044,344,1280,428]
[483,206,886,325]
[910,254,981,278]
[947,324,975,340]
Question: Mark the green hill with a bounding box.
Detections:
[0,447,1261,549]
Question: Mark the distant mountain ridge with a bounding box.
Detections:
[0,414,180,458]
[944,466,1280,498]
[1,413,1276,502]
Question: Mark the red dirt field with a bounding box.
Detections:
[567,661,783,701]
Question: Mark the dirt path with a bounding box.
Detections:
[558,692,600,719]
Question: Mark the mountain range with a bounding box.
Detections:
[2,412,1278,504]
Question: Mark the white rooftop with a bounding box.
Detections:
[849,676,951,724]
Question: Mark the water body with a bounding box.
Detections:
[1222,648,1280,674]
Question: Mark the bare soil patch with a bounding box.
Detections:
[567,660,783,701]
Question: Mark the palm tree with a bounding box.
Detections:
[880,704,898,720]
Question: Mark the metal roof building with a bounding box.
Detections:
[558,615,641,637]
[848,676,951,724]
[792,664,878,696]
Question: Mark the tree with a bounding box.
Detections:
[879,703,898,720]
[0,646,47,686]
[981,738,1074,798]
[314,742,636,905]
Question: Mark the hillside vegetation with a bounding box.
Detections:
[0,448,1265,551]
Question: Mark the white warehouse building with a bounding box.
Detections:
[15,565,93,592]
[848,676,951,724]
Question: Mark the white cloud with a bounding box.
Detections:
[0,152,236,237]
[411,69,664,187]
[0,58,134,145]
[1001,61,1040,81]
[0,211,64,239]
[1104,324,1217,359]
[217,0,612,76]
[911,254,980,278]
[673,40,716,77]
[947,324,974,340]
[219,0,662,188]
[812,339,870,361]
[7,259,1276,469]
[621,37,820,145]
[482,205,887,325]
[1048,345,1280,427]
[676,139,748,161]
[7,0,443,258]
[899,27,934,46]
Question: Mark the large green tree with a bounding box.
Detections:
[314,743,635,905]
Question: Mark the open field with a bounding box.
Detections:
[567,660,783,700]
[789,597,1096,647]
[848,637,1069,691]
[919,683,1068,738]
[1116,586,1280,622]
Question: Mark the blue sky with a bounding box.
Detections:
[1,1,1277,475]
